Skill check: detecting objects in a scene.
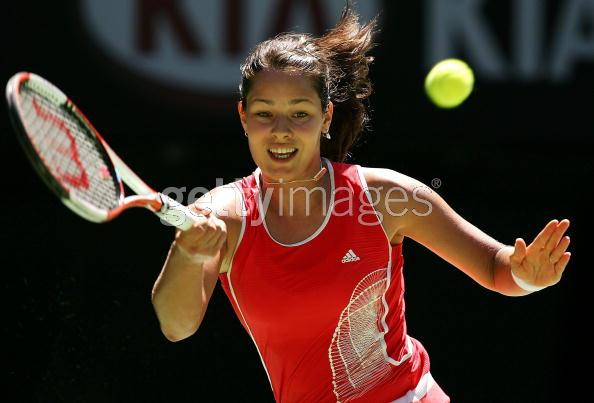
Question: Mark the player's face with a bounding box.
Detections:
[238,70,333,183]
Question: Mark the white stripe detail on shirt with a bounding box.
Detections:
[389,371,437,403]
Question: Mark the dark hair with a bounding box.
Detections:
[239,3,377,162]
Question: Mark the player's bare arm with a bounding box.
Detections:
[152,184,241,341]
[363,167,571,296]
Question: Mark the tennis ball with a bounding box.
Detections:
[424,59,474,108]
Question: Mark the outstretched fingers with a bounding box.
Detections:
[550,235,571,263]
[511,238,527,266]
[554,252,571,277]
[531,219,559,251]
[544,219,571,253]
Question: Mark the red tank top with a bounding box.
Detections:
[219,158,432,403]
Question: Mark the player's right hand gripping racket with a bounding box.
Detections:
[6,72,201,230]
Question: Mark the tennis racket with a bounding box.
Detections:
[6,72,201,230]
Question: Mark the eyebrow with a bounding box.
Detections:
[251,98,315,105]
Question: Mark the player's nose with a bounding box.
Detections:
[271,117,293,139]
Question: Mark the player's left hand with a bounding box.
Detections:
[510,219,571,288]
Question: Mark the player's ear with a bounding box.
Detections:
[322,101,333,133]
[237,101,247,131]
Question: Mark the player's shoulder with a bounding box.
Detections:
[359,165,437,243]
[359,165,424,192]
[189,181,244,225]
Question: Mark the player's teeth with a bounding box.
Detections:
[269,148,296,154]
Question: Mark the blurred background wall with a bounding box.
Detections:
[1,1,592,402]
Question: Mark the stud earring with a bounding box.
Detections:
[244,132,248,137]
[322,131,331,139]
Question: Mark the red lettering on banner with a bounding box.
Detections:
[226,0,242,54]
[31,99,90,190]
[136,0,201,54]
[272,0,327,36]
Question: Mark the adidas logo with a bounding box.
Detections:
[341,249,360,263]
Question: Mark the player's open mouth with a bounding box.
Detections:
[268,147,298,160]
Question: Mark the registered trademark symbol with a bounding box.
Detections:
[431,178,442,189]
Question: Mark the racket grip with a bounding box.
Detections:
[155,193,204,231]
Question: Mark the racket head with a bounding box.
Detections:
[6,72,124,223]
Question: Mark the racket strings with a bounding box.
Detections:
[19,85,120,212]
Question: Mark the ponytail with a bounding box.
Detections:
[316,5,377,161]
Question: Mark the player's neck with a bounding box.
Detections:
[259,161,331,218]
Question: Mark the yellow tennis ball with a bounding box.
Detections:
[424,59,474,108]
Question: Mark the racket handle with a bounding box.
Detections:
[155,193,204,231]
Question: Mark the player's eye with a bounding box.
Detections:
[293,112,308,119]
[255,111,272,118]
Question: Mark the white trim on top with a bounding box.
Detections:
[355,165,412,367]
[389,371,437,403]
[355,165,392,244]
[254,157,335,247]
[225,181,275,394]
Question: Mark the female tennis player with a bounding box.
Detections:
[151,4,572,402]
